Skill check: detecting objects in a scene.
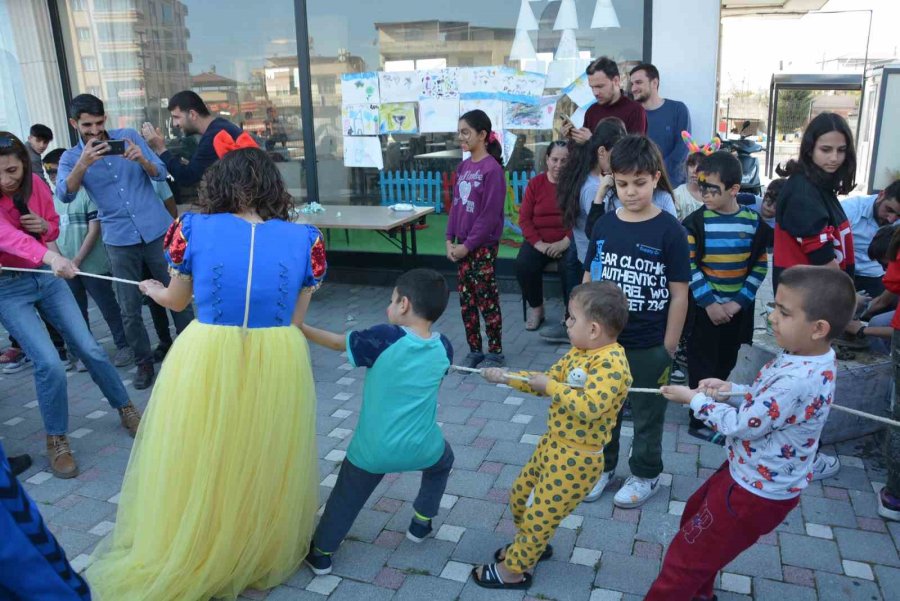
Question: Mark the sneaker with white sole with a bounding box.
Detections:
[2,356,32,374]
[613,475,661,508]
[878,488,900,522]
[811,453,841,481]
[304,545,332,575]
[583,471,613,503]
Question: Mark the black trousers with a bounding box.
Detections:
[313,442,454,553]
[516,241,571,309]
[687,304,754,429]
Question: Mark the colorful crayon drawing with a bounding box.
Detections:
[459,97,504,133]
[499,68,546,103]
[341,104,379,136]
[504,96,557,130]
[341,72,380,104]
[420,68,460,100]
[379,102,419,134]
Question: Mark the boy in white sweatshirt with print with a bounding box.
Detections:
[646,265,857,601]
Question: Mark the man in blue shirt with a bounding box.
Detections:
[141,90,243,188]
[842,181,900,298]
[56,94,194,390]
[630,64,691,187]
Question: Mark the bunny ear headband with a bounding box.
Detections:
[681,131,721,156]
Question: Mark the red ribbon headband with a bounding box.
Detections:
[213,130,259,159]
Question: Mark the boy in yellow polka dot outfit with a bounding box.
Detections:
[471,281,633,590]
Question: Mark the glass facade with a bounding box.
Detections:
[56,0,306,202]
[55,0,646,255]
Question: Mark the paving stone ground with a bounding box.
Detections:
[1,278,897,600]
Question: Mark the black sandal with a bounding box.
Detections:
[493,543,553,563]
[471,563,532,590]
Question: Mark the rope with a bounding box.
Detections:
[1,266,141,286]
[451,366,900,428]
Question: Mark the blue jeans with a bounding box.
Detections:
[67,274,129,350]
[0,271,130,435]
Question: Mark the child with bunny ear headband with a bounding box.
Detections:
[681,131,722,156]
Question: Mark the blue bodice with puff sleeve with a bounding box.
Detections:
[164,213,326,328]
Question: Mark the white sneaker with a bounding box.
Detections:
[583,471,613,503]
[614,475,661,508]
[811,453,841,481]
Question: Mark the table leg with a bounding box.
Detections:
[411,221,419,257]
[400,225,408,259]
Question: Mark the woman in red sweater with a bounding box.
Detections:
[515,141,570,330]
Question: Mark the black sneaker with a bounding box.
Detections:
[8,454,32,477]
[407,518,433,543]
[305,545,333,575]
[479,353,505,369]
[460,352,485,369]
[153,344,171,363]
[134,362,155,390]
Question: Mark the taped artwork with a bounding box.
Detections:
[459,96,504,133]
[505,96,557,130]
[379,103,419,134]
[498,67,546,103]
[459,66,502,94]
[343,136,384,170]
[420,68,460,100]
[378,71,423,103]
[419,98,460,133]
[562,72,596,108]
[341,72,380,104]
[341,103,379,136]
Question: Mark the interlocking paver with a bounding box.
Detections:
[834,527,900,567]
[527,561,595,601]
[4,281,897,600]
[752,578,818,601]
[393,574,462,601]
[780,533,844,573]
[387,538,455,576]
[594,552,660,595]
[814,571,883,601]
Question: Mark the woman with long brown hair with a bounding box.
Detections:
[0,131,139,479]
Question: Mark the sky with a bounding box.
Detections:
[720,0,900,94]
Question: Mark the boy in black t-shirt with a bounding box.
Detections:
[581,135,691,508]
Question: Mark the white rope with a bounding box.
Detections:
[451,366,900,428]
[1,266,141,286]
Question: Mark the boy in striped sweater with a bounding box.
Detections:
[683,151,772,443]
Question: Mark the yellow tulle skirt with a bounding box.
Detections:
[86,321,318,601]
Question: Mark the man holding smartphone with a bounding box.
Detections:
[561,56,646,143]
[56,94,194,390]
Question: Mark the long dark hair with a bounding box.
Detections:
[198,147,293,221]
[0,131,38,239]
[609,135,675,197]
[459,110,502,166]
[557,118,627,229]
[775,112,857,195]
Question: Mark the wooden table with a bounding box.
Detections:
[294,204,434,258]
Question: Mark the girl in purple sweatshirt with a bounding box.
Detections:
[446,110,507,368]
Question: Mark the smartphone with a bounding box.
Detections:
[105,139,126,155]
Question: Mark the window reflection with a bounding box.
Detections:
[56,0,305,203]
